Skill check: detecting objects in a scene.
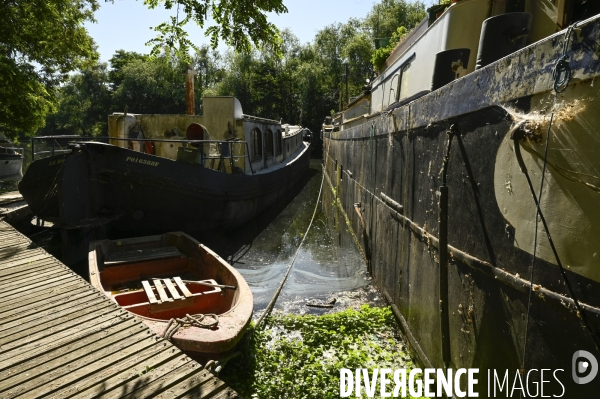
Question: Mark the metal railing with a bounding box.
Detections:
[0,146,24,156]
[31,136,255,174]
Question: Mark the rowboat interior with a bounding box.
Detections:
[89,233,241,322]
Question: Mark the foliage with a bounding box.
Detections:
[0,0,98,138]
[371,26,408,70]
[142,0,288,59]
[108,50,148,90]
[365,0,426,69]
[38,63,112,137]
[111,55,187,114]
[221,305,427,399]
[364,0,427,40]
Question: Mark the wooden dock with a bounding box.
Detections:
[0,221,240,398]
[0,191,30,224]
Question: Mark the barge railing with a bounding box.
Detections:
[30,135,255,174]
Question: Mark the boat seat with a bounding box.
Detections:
[105,246,183,265]
[140,277,220,313]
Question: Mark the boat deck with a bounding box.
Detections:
[0,221,240,398]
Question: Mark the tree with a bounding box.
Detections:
[111,55,189,114]
[142,0,288,59]
[108,50,148,90]
[364,0,426,41]
[1,0,288,139]
[37,63,111,137]
[0,0,98,138]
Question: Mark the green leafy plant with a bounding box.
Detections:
[221,305,428,398]
[371,26,408,70]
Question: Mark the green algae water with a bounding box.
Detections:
[202,159,383,316]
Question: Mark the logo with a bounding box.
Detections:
[572,350,598,384]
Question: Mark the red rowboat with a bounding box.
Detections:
[88,232,253,357]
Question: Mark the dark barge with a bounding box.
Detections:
[19,97,310,262]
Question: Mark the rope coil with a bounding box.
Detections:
[162,313,219,340]
[552,23,578,93]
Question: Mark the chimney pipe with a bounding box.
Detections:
[185,65,197,115]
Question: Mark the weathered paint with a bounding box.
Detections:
[322,15,600,396]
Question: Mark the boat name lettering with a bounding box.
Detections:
[125,157,160,167]
[49,159,65,166]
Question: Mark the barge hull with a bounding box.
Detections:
[323,15,600,396]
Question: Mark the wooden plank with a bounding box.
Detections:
[104,246,183,265]
[174,277,193,298]
[0,280,89,315]
[0,323,146,392]
[164,278,182,300]
[153,279,172,302]
[156,371,228,399]
[0,265,66,292]
[59,345,180,399]
[0,284,91,320]
[0,319,141,383]
[0,231,26,241]
[90,354,198,399]
[0,237,38,248]
[1,274,79,301]
[0,241,34,253]
[119,361,208,399]
[0,192,23,205]
[0,302,116,350]
[207,387,243,399]
[0,263,64,288]
[142,280,159,304]
[0,313,132,371]
[6,331,160,398]
[0,290,99,332]
[0,255,54,273]
[0,252,51,269]
[0,257,61,279]
[0,300,112,344]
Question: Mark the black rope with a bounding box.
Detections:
[515,133,600,354]
[553,24,577,93]
[521,113,552,375]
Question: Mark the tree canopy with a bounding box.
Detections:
[143,0,288,58]
[0,0,98,137]
[1,0,288,139]
[30,0,428,142]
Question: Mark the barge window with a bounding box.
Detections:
[251,128,262,160]
[275,130,282,155]
[265,129,274,157]
[398,61,412,101]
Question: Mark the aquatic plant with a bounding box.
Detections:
[220,305,427,398]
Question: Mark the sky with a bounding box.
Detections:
[85,0,380,63]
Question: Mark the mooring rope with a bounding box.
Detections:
[254,170,325,329]
[553,23,578,93]
[521,112,554,377]
[162,313,219,340]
